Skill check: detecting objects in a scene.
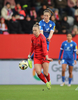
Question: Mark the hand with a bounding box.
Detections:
[58,60,60,64]
[74,60,76,65]
[46,55,53,62]
[76,50,78,55]
[46,58,53,62]
[28,54,31,59]
[47,38,50,42]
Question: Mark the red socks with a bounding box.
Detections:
[38,73,47,83]
[45,73,50,82]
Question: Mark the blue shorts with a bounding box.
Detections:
[61,59,74,66]
[46,40,50,51]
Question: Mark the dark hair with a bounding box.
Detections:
[44,8,54,15]
[67,33,72,36]
[6,2,10,5]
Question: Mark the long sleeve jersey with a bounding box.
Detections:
[30,34,48,59]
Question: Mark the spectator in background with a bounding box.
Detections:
[30,7,37,21]
[0,0,4,15]
[15,3,26,17]
[21,15,35,34]
[61,15,70,34]
[1,2,13,20]
[74,15,78,26]
[0,17,9,34]
[37,14,44,22]
[15,2,21,11]
[47,0,55,7]
[37,3,47,17]
[54,9,60,20]
[35,0,48,12]
[15,2,26,19]
[72,25,78,37]
[8,14,23,34]
[74,9,78,24]
[4,0,16,9]
[51,15,61,34]
[48,4,55,13]
[55,0,67,17]
[17,7,26,17]
[67,0,78,18]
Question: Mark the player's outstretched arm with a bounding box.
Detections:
[47,30,54,41]
[58,50,63,64]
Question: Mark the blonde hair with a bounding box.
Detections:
[33,22,40,29]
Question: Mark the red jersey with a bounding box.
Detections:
[30,34,48,59]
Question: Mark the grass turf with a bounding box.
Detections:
[0,85,78,100]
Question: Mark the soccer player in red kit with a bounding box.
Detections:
[28,22,53,89]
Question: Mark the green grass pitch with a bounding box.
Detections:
[0,85,78,100]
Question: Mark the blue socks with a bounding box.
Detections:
[62,76,65,82]
[69,78,72,84]
[62,76,72,84]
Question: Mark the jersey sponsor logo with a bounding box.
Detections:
[70,44,73,47]
[49,24,52,27]
[46,28,49,31]
[65,47,71,51]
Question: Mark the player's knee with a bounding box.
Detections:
[43,71,48,76]
[62,69,65,73]
[35,70,41,75]
[69,71,72,75]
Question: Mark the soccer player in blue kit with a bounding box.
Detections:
[39,9,55,51]
[28,8,55,68]
[58,33,77,86]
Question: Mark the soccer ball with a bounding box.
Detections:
[19,60,28,70]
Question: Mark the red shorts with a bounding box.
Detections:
[34,57,49,64]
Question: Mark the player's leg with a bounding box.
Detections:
[61,64,67,86]
[28,53,34,68]
[68,65,73,86]
[34,64,47,83]
[42,62,51,89]
[42,62,50,82]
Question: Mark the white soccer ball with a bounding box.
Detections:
[19,60,28,70]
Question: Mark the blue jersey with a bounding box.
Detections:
[39,20,55,38]
[59,40,77,60]
[39,20,55,50]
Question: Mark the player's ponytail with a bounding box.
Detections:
[35,22,39,26]
[47,8,54,15]
[44,8,54,16]
[33,22,40,29]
